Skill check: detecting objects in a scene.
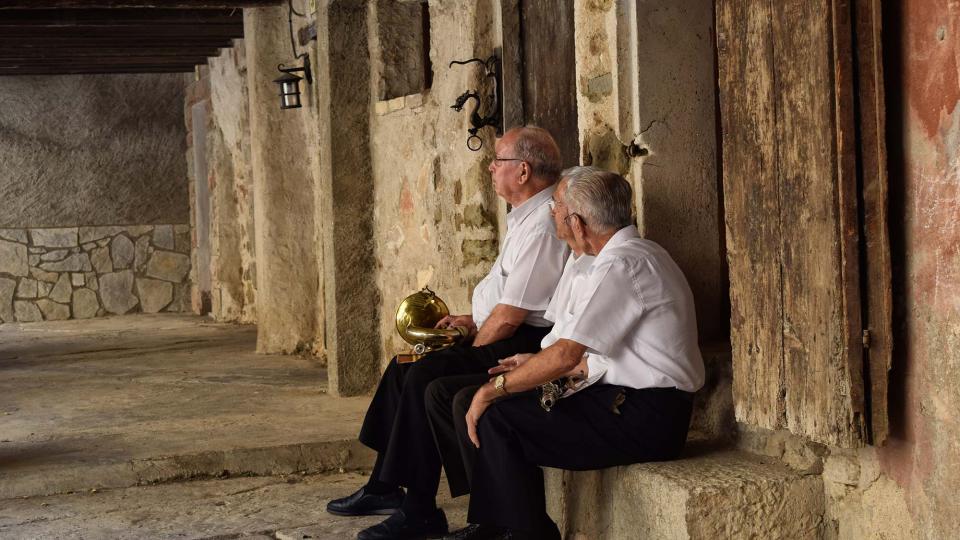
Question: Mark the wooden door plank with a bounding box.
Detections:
[854,0,892,444]
[520,0,579,165]
[771,0,865,447]
[716,0,786,430]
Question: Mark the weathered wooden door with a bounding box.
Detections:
[521,0,578,164]
[716,0,891,447]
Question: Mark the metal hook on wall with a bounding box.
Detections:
[448,53,503,151]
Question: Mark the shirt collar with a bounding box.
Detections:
[506,184,557,230]
[598,225,640,254]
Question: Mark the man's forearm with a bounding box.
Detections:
[472,304,529,347]
[491,339,586,395]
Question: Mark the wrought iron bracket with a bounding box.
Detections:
[449,53,503,151]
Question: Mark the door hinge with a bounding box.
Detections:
[862,329,871,349]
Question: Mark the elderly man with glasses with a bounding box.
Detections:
[435,168,705,540]
[328,126,570,540]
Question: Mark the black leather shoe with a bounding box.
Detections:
[326,486,405,517]
[443,524,498,540]
[357,508,449,540]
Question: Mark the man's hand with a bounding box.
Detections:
[488,353,533,375]
[465,384,497,448]
[435,314,477,336]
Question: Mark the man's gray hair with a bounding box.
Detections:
[561,166,634,233]
[510,126,563,182]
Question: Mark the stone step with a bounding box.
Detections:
[0,439,375,500]
[545,449,824,539]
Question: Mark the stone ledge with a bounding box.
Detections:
[546,450,824,539]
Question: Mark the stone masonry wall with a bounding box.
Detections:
[0,225,191,323]
[369,0,501,363]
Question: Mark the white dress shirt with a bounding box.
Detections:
[471,186,570,328]
[541,225,704,393]
[543,253,595,324]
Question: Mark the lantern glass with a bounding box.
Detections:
[282,92,302,109]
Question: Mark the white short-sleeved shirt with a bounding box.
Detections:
[541,225,704,393]
[543,253,595,324]
[471,186,570,328]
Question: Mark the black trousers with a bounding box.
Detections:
[449,383,694,535]
[357,324,551,498]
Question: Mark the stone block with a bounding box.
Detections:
[0,229,28,244]
[30,228,78,248]
[39,253,92,273]
[585,72,613,101]
[0,277,15,322]
[546,451,825,539]
[29,255,40,266]
[71,273,85,287]
[174,224,190,234]
[30,267,59,283]
[38,281,52,297]
[49,273,72,304]
[84,272,99,291]
[461,239,498,266]
[175,231,191,253]
[36,299,70,321]
[145,251,190,282]
[99,270,138,315]
[81,242,97,252]
[91,247,113,274]
[14,300,41,322]
[71,288,99,319]
[375,100,391,115]
[137,278,173,313]
[0,238,28,277]
[135,236,153,272]
[110,235,135,269]
[126,225,154,238]
[29,247,44,254]
[79,226,126,244]
[153,225,175,250]
[40,249,70,262]
[16,278,38,299]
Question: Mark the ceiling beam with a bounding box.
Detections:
[0,46,222,59]
[0,37,236,48]
[0,9,242,26]
[0,1,281,8]
[0,65,197,76]
[0,56,210,68]
[0,23,244,38]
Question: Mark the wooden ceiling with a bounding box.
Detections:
[0,1,283,76]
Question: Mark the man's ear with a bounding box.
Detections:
[518,162,530,184]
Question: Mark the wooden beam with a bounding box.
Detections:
[0,8,242,26]
[0,56,210,68]
[0,65,197,75]
[0,1,280,8]
[0,23,244,38]
[0,46,222,58]
[0,37,235,48]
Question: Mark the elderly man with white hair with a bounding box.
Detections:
[439,167,705,540]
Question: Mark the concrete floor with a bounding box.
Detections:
[1,315,391,518]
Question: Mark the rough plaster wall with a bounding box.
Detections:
[573,0,726,342]
[208,44,258,324]
[245,7,323,354]
[0,74,189,228]
[369,0,501,367]
[874,0,960,537]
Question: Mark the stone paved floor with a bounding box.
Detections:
[0,471,468,540]
[0,314,374,500]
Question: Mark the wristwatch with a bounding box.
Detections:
[494,374,510,396]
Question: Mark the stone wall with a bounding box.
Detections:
[0,225,191,323]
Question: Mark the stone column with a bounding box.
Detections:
[245,7,322,354]
[316,0,381,396]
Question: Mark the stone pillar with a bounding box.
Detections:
[245,7,322,354]
[316,0,381,396]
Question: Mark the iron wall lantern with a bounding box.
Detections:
[274,57,312,110]
[275,0,312,110]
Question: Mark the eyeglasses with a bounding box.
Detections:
[492,157,524,167]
